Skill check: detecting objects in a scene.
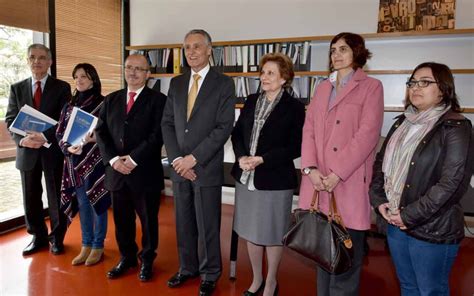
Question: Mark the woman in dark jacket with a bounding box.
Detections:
[56,63,110,266]
[370,62,473,295]
[231,52,305,296]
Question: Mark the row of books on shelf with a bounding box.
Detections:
[131,48,184,74]
[210,41,311,72]
[147,75,326,106]
[233,75,326,105]
[131,41,312,74]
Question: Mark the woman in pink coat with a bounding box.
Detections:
[299,32,384,295]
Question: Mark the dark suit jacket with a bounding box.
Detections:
[5,76,71,171]
[95,86,166,192]
[161,68,235,187]
[231,91,305,190]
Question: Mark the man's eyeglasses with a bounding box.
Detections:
[28,56,49,62]
[124,65,148,73]
[406,80,438,89]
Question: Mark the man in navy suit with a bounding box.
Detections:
[96,54,166,282]
[162,29,235,296]
[5,44,71,256]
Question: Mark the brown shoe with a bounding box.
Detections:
[85,248,103,266]
[72,246,92,265]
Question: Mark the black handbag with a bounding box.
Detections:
[282,191,354,274]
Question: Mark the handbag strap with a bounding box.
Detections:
[330,192,353,248]
[329,192,348,230]
[309,191,320,212]
[310,190,348,231]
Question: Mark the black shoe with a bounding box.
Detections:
[167,272,199,288]
[243,281,265,296]
[22,238,49,256]
[199,280,217,296]
[50,242,64,255]
[139,263,153,282]
[107,259,138,279]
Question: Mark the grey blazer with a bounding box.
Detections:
[5,76,71,171]
[161,68,235,186]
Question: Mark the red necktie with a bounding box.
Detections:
[127,92,137,114]
[34,81,42,109]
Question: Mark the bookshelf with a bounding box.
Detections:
[126,29,474,49]
[126,29,474,113]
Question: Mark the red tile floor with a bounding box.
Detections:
[1,195,473,295]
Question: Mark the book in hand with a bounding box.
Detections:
[62,107,98,146]
[9,104,58,148]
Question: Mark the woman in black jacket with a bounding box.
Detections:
[231,52,305,296]
[370,62,473,295]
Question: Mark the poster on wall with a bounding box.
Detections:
[378,0,456,33]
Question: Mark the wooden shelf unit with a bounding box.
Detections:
[129,28,474,114]
[126,28,474,50]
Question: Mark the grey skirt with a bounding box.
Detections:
[233,181,293,246]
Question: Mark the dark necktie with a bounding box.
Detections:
[34,81,42,109]
[127,91,137,114]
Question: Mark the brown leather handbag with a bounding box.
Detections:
[282,191,353,274]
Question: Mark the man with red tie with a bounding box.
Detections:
[5,44,71,256]
[95,54,166,282]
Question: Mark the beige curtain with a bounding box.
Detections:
[0,0,49,32]
[55,0,122,95]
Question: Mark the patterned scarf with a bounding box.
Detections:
[56,91,110,223]
[240,89,283,190]
[382,104,450,213]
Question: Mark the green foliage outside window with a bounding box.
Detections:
[0,25,32,119]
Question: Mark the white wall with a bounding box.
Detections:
[130,0,474,45]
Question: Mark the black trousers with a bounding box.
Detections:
[316,229,366,296]
[20,158,66,244]
[111,184,160,263]
[173,182,222,281]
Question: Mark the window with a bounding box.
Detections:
[0,25,44,226]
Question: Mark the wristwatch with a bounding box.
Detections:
[302,166,317,175]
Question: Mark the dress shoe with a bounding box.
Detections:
[167,272,199,288]
[107,259,138,279]
[85,248,103,266]
[50,242,64,255]
[72,246,92,265]
[138,263,153,282]
[199,280,217,296]
[22,238,49,256]
[243,281,265,295]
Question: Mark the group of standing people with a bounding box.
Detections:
[5,28,473,296]
[231,31,472,296]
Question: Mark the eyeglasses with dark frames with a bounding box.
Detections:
[406,80,438,89]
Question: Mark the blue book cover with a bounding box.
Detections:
[63,107,98,146]
[9,105,57,136]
